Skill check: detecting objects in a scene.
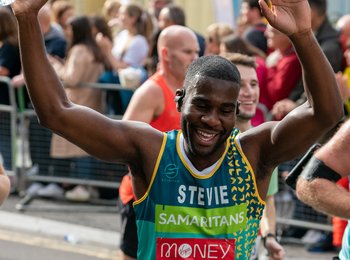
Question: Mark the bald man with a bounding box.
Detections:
[119,25,199,260]
[337,15,350,37]
[123,25,199,122]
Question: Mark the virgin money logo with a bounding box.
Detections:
[156,238,235,259]
[178,244,192,258]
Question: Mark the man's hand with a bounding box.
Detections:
[265,237,285,260]
[11,0,49,16]
[259,0,311,36]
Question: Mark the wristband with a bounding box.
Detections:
[262,233,277,248]
[301,156,342,183]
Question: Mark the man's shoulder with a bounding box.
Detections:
[137,76,164,98]
[148,72,171,90]
[316,19,341,44]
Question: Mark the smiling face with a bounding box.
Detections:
[179,76,239,162]
[236,64,259,120]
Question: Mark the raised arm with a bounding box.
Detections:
[11,1,162,168]
[296,119,350,219]
[250,0,343,164]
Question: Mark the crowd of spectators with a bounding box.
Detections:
[0,0,350,258]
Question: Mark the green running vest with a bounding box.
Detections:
[134,129,265,259]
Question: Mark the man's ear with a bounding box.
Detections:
[236,102,240,115]
[161,47,169,62]
[175,88,186,112]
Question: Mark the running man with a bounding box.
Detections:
[11,0,343,259]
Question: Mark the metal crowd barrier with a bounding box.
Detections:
[15,81,135,211]
[0,76,18,184]
[275,170,332,243]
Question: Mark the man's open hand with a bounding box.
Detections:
[259,0,311,36]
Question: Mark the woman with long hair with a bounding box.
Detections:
[97,3,153,113]
[49,15,109,201]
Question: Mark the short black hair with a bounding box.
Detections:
[308,0,327,15]
[184,55,241,89]
[164,4,186,26]
[243,0,260,10]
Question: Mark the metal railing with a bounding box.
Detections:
[14,81,134,211]
[0,76,18,179]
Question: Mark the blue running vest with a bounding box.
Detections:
[134,129,265,259]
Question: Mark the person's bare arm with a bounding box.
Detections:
[296,120,350,219]
[260,196,285,260]
[0,164,10,205]
[242,0,343,168]
[123,80,164,123]
[11,1,162,171]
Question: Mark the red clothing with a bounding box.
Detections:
[263,47,302,110]
[119,72,181,204]
[332,177,349,247]
[251,108,265,127]
[340,33,349,69]
[119,174,135,205]
[149,72,181,131]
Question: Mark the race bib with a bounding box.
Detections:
[156,238,235,259]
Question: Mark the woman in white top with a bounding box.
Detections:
[97,3,153,113]
[99,3,153,74]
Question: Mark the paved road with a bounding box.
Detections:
[1,195,120,232]
[0,228,119,260]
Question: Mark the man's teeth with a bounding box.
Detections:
[197,130,215,140]
[241,101,254,105]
